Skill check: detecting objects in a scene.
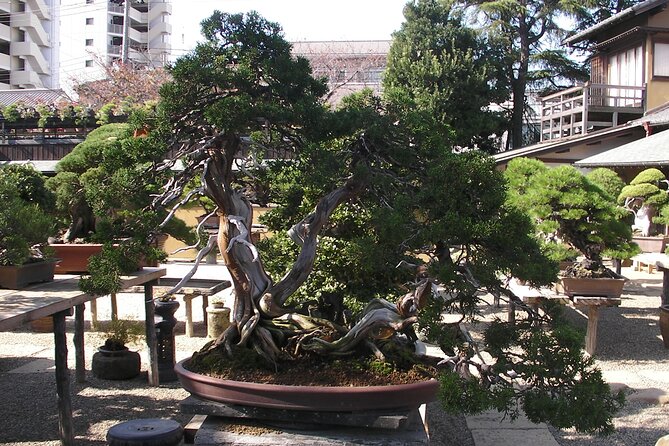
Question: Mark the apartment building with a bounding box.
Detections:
[59,0,171,92]
[0,0,57,90]
[0,0,171,92]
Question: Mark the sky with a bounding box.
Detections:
[170,0,409,58]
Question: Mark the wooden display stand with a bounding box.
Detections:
[181,396,429,445]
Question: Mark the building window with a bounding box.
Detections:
[85,39,94,46]
[85,60,93,68]
[654,43,669,77]
[86,17,94,25]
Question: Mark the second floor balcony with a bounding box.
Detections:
[540,83,645,142]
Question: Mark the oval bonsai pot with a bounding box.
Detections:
[175,359,438,412]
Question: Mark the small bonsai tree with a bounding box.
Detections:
[617,168,669,237]
[506,159,639,277]
[96,319,144,351]
[46,120,196,295]
[0,164,56,266]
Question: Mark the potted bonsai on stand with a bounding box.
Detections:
[46,120,195,297]
[92,319,144,380]
[505,158,639,298]
[101,10,626,436]
[0,164,58,289]
[618,168,669,253]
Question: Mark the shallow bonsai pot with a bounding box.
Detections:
[559,275,626,298]
[0,260,58,289]
[49,243,103,273]
[175,359,439,412]
[632,235,669,254]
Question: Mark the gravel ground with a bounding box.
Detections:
[0,264,666,445]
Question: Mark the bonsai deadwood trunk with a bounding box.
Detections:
[199,137,396,362]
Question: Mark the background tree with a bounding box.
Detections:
[72,59,170,110]
[460,0,592,148]
[383,0,509,152]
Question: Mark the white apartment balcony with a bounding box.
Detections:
[540,83,645,141]
[107,44,121,56]
[127,7,147,24]
[0,23,10,42]
[148,21,171,38]
[126,1,172,24]
[0,53,10,71]
[108,3,124,14]
[149,40,170,51]
[25,0,51,20]
[128,27,148,44]
[10,41,49,74]
[11,13,50,47]
[149,1,172,21]
[108,23,124,35]
[10,69,43,88]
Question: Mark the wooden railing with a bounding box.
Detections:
[540,83,645,141]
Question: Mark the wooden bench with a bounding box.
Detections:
[507,279,621,355]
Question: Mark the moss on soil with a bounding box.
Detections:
[186,342,440,387]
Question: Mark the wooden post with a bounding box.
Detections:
[74,304,86,383]
[660,265,669,307]
[110,292,118,321]
[90,297,98,330]
[584,306,600,356]
[184,294,194,337]
[507,301,516,324]
[202,295,209,333]
[53,310,74,445]
[144,282,159,386]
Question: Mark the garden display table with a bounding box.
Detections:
[0,267,165,446]
[507,278,621,355]
[157,263,231,337]
[631,253,669,307]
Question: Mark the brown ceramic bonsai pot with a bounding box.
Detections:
[175,359,438,412]
[558,275,626,299]
[632,235,669,254]
[49,243,103,273]
[0,259,59,289]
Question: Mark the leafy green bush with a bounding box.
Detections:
[0,165,56,265]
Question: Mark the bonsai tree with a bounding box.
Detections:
[122,11,626,435]
[505,158,639,277]
[46,120,196,294]
[617,168,669,237]
[96,319,144,351]
[0,164,56,266]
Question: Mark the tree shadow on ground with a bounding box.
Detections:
[0,369,191,444]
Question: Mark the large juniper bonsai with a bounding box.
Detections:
[142,11,622,434]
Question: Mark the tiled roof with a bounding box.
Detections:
[0,89,71,108]
[564,0,668,45]
[291,40,391,56]
[575,128,669,167]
